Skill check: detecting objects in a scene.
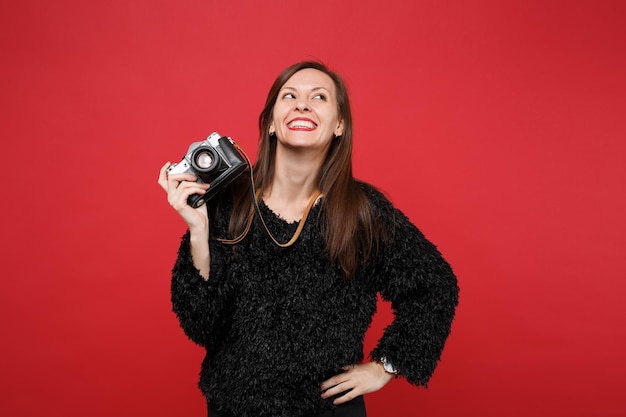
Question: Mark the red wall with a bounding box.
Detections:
[1,1,625,416]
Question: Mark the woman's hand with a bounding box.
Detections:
[159,162,212,278]
[158,162,210,232]
[320,362,394,405]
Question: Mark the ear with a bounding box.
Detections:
[334,120,344,137]
[269,122,275,136]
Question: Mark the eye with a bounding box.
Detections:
[282,92,296,99]
[313,93,327,101]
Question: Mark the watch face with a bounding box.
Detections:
[381,357,397,374]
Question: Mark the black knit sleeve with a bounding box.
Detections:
[366,186,459,387]
[170,200,233,349]
[170,231,213,347]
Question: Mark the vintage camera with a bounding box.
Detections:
[167,132,249,208]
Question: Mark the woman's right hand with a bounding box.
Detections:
[159,162,212,279]
[158,162,210,233]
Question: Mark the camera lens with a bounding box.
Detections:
[196,151,215,169]
[191,146,221,173]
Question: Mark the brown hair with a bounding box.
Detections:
[228,61,387,278]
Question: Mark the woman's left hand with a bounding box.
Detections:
[320,362,394,405]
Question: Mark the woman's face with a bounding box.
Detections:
[270,68,343,154]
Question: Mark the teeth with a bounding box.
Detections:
[288,120,316,129]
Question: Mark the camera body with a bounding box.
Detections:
[167,132,248,208]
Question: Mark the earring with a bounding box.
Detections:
[269,126,275,136]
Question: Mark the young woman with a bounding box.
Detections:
[158,61,459,417]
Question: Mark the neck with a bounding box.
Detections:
[267,146,323,200]
[263,148,323,222]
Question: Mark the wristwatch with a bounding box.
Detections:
[379,357,398,375]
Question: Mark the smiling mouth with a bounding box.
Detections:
[287,120,317,130]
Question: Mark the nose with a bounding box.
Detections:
[295,98,310,111]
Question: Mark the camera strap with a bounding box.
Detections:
[218,188,321,248]
[253,188,321,248]
[216,143,321,248]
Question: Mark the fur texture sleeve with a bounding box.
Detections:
[170,193,235,349]
[170,231,211,347]
[170,229,231,349]
[366,186,459,387]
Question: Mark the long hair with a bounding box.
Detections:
[228,61,387,278]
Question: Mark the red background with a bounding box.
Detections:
[1,1,625,416]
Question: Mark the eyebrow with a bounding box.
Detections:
[280,86,331,93]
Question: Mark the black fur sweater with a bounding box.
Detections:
[171,183,459,417]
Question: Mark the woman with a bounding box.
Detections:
[158,61,459,417]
